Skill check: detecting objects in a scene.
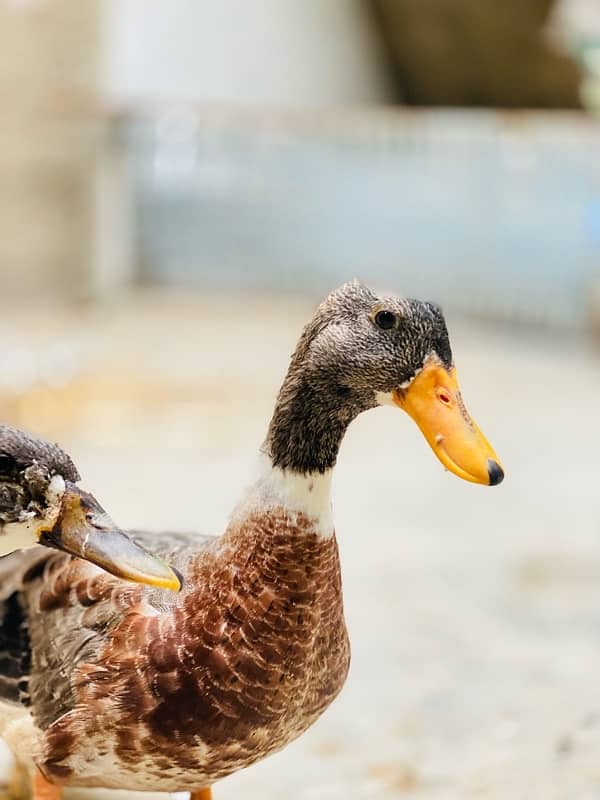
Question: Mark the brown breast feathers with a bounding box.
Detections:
[34,509,350,790]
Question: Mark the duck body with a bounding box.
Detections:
[0,468,348,792]
[0,281,503,797]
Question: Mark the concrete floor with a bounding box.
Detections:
[0,289,599,799]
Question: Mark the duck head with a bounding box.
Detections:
[266,280,503,485]
[0,424,181,589]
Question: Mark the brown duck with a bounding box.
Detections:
[0,282,503,799]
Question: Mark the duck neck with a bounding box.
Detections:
[238,372,371,539]
[264,374,365,475]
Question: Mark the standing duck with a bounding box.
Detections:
[0,282,503,800]
[0,424,181,590]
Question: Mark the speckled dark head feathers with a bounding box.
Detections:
[265,281,453,474]
[0,426,79,484]
[0,425,80,525]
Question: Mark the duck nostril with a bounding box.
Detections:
[437,389,451,404]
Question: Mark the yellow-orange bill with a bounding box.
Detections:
[393,356,504,486]
[70,528,183,591]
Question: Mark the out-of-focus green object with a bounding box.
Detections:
[579,41,600,111]
[370,0,582,107]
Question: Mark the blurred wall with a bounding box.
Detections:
[126,109,600,330]
[554,0,600,41]
[103,0,390,107]
[1,0,597,322]
[0,0,391,303]
[0,0,103,301]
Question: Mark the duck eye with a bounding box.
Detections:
[374,310,396,330]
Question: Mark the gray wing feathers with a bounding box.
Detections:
[0,531,217,723]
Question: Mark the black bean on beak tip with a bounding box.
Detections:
[487,459,504,486]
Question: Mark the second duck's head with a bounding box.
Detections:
[266,280,503,486]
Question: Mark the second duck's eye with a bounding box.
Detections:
[374,310,397,330]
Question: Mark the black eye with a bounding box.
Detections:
[374,310,397,330]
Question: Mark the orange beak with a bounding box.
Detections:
[393,356,504,486]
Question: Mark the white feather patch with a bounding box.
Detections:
[234,455,334,538]
[375,366,423,408]
[0,474,66,556]
[375,390,396,407]
[0,704,38,769]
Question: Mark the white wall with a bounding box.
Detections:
[102,0,390,107]
[552,0,600,42]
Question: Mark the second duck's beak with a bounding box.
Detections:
[393,356,504,486]
[38,484,181,591]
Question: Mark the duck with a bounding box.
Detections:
[0,424,181,591]
[0,281,503,800]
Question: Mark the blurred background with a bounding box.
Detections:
[1,1,600,798]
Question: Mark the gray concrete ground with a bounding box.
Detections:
[0,290,599,799]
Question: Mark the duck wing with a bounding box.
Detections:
[129,528,216,578]
[0,528,217,728]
